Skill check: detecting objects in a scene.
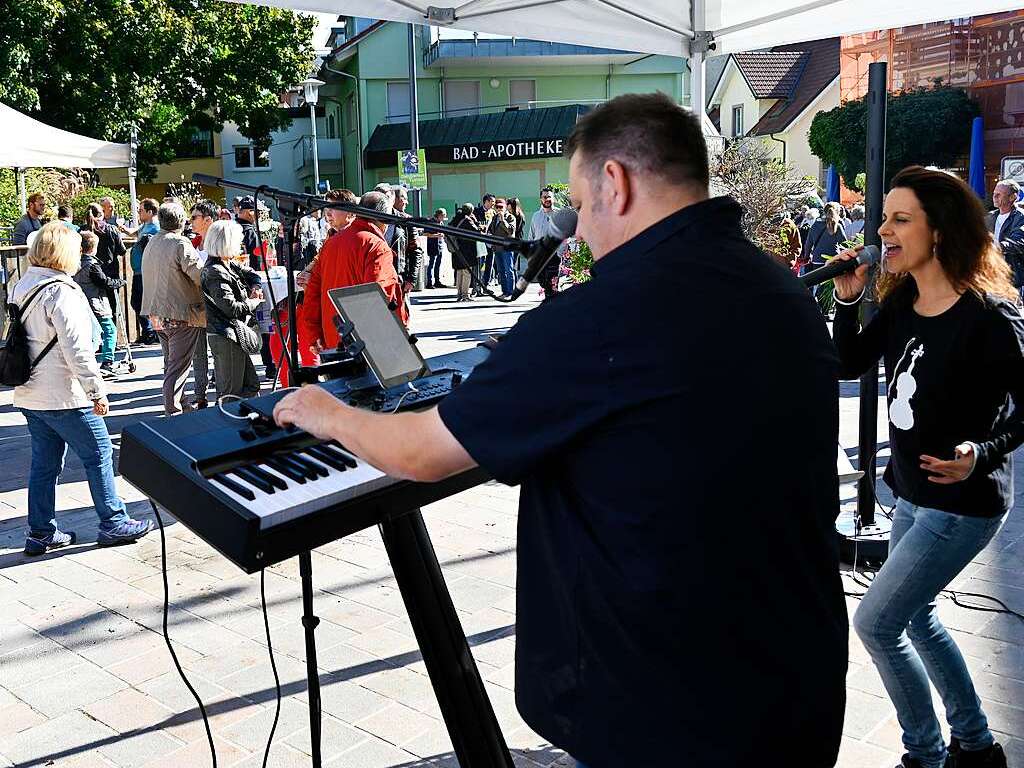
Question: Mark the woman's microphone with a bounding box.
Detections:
[800,245,881,287]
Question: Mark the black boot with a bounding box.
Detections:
[946,738,1007,768]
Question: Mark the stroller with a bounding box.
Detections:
[109,291,137,375]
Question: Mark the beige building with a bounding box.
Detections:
[707,38,840,183]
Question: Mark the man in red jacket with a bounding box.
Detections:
[300,191,408,357]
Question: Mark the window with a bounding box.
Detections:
[233,142,270,170]
[444,80,480,117]
[731,105,744,138]
[345,94,357,133]
[387,81,410,122]
[327,113,337,139]
[174,128,214,158]
[509,79,536,108]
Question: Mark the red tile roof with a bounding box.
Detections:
[732,50,809,99]
[748,38,840,135]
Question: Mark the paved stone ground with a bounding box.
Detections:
[0,285,1021,768]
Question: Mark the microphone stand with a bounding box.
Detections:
[194,174,531,382]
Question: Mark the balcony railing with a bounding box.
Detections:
[292,135,343,172]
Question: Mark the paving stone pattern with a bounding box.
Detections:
[0,287,1021,767]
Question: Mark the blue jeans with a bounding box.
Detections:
[21,408,129,536]
[97,315,116,363]
[853,499,1005,767]
[427,249,442,286]
[496,250,515,296]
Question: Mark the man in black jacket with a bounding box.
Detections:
[273,93,848,767]
[988,179,1024,293]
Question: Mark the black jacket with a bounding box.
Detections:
[238,219,262,270]
[801,219,849,264]
[73,253,126,318]
[448,214,481,270]
[201,258,263,341]
[388,214,424,285]
[988,208,1024,287]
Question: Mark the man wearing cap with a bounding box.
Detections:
[300,191,408,358]
[235,196,262,270]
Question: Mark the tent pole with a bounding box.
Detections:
[128,129,140,228]
[16,168,26,217]
[688,0,707,118]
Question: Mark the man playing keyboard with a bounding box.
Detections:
[274,93,848,768]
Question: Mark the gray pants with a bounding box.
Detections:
[157,325,202,416]
[455,268,472,299]
[192,329,210,402]
[208,333,260,400]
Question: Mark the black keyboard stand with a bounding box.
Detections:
[297,508,512,768]
[298,551,324,766]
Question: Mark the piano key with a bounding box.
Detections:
[266,457,307,483]
[233,467,275,494]
[247,463,288,491]
[276,454,318,481]
[212,473,255,501]
[321,443,358,468]
[292,453,330,478]
[288,453,328,479]
[306,447,348,472]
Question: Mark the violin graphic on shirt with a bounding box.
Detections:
[889,344,924,431]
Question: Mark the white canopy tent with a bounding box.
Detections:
[236,0,1024,120]
[0,102,135,223]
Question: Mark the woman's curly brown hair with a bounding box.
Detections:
[878,166,1019,305]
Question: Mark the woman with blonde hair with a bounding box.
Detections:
[832,166,1019,768]
[12,222,152,555]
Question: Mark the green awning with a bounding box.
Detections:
[364,104,591,169]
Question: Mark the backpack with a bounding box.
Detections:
[0,279,62,386]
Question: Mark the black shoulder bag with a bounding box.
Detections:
[0,279,63,386]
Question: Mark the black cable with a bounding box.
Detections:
[150,500,218,768]
[943,590,1024,622]
[260,570,282,768]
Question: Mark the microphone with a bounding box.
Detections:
[800,245,880,287]
[509,207,578,300]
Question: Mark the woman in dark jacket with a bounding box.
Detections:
[200,220,264,399]
[832,167,1020,768]
[448,204,482,302]
[83,203,127,320]
[508,197,527,276]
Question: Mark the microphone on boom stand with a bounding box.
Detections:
[509,208,578,301]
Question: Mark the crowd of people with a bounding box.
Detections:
[6,95,1022,768]
[7,181,566,411]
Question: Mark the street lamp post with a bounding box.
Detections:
[302,77,325,193]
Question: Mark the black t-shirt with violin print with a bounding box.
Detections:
[834,288,1024,517]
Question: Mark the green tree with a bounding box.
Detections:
[809,86,980,187]
[0,0,316,180]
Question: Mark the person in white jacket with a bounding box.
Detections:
[12,222,153,556]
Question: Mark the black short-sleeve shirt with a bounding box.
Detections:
[439,197,848,766]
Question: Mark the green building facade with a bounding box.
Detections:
[321,20,690,219]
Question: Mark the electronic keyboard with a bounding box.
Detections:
[118,346,490,572]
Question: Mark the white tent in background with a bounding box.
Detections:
[233,0,1024,117]
[0,102,134,222]
[0,102,130,169]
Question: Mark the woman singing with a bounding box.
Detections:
[833,166,1020,768]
